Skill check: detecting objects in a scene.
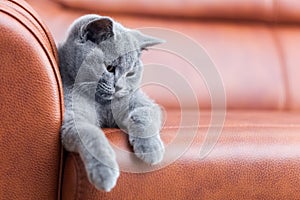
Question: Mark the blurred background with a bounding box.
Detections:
[26,0,300,111]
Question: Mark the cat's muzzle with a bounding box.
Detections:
[96,82,115,100]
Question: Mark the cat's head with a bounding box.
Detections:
[59,14,163,100]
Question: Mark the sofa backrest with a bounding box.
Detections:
[52,0,300,110]
[54,0,300,23]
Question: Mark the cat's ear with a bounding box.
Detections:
[82,18,114,43]
[131,30,165,50]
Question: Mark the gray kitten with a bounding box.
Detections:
[58,14,165,191]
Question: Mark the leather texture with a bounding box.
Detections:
[2,0,300,199]
[61,110,300,200]
[54,0,300,23]
[0,0,63,199]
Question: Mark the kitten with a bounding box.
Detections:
[58,14,165,191]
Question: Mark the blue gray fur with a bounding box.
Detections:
[58,14,165,191]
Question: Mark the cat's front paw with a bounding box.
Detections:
[129,135,165,165]
[85,156,120,192]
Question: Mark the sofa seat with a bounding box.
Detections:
[62,110,300,199]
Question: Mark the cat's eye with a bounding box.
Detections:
[126,71,135,77]
[106,65,115,73]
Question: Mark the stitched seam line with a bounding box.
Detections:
[56,146,64,200]
[271,30,290,110]
[5,0,53,58]
[0,7,64,119]
[162,125,300,128]
[8,0,58,60]
[70,154,79,200]
[72,154,84,200]
[271,0,291,110]
[103,124,300,135]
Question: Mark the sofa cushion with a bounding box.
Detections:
[54,0,300,23]
[62,110,300,199]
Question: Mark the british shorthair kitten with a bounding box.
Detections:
[58,14,165,191]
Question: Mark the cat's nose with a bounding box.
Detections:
[115,85,122,92]
[115,78,124,92]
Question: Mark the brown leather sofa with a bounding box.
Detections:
[1,0,300,199]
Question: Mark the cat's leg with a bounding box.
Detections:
[61,93,119,191]
[117,91,165,165]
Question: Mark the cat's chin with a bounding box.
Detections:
[114,90,129,98]
[99,93,114,100]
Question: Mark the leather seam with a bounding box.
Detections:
[270,29,290,110]
[103,124,300,135]
[0,7,64,119]
[71,154,80,200]
[57,146,64,200]
[270,0,290,110]
[73,154,86,200]
[8,0,58,61]
[161,125,300,128]
[4,1,49,51]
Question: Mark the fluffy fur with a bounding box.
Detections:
[58,14,165,191]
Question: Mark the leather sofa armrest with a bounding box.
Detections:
[0,0,64,199]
